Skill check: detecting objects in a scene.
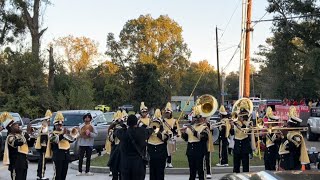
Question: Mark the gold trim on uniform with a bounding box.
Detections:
[234,121,248,140]
[148,131,168,145]
[140,117,150,127]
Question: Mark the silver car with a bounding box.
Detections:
[27,110,112,161]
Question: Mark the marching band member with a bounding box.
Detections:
[278,106,309,170]
[107,110,125,180]
[181,106,213,180]
[35,110,52,180]
[1,112,34,180]
[262,107,281,171]
[138,102,150,127]
[231,98,253,173]
[77,113,98,176]
[216,105,231,167]
[148,109,169,180]
[163,102,177,168]
[50,112,76,180]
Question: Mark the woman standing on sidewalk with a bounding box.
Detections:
[77,113,98,176]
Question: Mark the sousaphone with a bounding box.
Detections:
[196,94,219,118]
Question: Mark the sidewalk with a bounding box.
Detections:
[70,152,265,174]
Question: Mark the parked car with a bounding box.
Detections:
[119,104,134,111]
[27,110,110,161]
[95,105,110,112]
[0,112,24,158]
[307,107,320,141]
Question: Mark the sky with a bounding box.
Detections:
[41,0,274,73]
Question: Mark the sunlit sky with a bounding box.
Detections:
[41,0,274,73]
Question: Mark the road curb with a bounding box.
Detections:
[70,152,265,174]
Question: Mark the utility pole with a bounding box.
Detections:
[221,72,225,105]
[239,0,247,99]
[216,26,222,104]
[243,0,253,98]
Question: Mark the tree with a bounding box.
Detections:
[106,14,191,93]
[254,0,320,99]
[225,72,239,100]
[0,51,48,117]
[132,63,169,111]
[0,0,26,45]
[179,60,219,98]
[54,35,99,74]
[13,0,50,59]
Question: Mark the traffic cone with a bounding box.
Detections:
[301,164,306,171]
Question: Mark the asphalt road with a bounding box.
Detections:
[0,161,225,180]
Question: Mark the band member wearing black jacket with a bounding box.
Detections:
[181,113,211,180]
[1,112,35,180]
[231,110,252,173]
[115,115,153,180]
[50,112,75,180]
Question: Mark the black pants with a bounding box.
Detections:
[120,156,146,180]
[78,146,93,173]
[167,155,172,163]
[187,155,205,180]
[205,152,211,175]
[220,140,229,165]
[264,145,278,171]
[150,156,166,180]
[37,151,47,178]
[10,169,27,180]
[233,153,249,173]
[53,160,69,180]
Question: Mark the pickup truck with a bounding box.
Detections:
[307,107,320,141]
[0,112,24,158]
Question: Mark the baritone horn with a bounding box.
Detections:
[63,127,79,141]
[196,94,218,117]
[150,119,162,134]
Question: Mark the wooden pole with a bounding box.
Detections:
[244,0,252,98]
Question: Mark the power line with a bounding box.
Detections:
[219,44,239,52]
[219,0,242,40]
[222,42,241,72]
[252,13,320,23]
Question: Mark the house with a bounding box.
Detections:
[170,96,195,112]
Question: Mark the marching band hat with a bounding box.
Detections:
[54,111,64,125]
[192,105,202,119]
[287,106,301,127]
[44,109,52,119]
[219,105,228,116]
[165,102,173,113]
[0,112,15,130]
[140,102,148,112]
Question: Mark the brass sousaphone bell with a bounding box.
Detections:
[196,94,219,118]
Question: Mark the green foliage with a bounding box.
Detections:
[255,0,320,99]
[106,14,191,94]
[0,51,47,117]
[132,63,169,110]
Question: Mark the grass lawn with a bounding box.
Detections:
[91,142,264,168]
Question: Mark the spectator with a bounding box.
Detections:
[115,115,153,180]
[77,113,98,176]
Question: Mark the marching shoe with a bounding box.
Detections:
[206,174,212,179]
[41,177,49,180]
[85,172,94,176]
[166,163,173,168]
[109,171,112,176]
[216,163,223,167]
[76,172,83,176]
